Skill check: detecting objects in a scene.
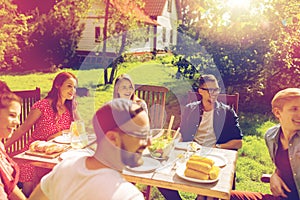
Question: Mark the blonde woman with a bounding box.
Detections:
[113,74,148,114]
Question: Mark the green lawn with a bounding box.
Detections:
[1,61,276,199]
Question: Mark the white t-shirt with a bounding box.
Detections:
[194,110,216,147]
[41,156,144,200]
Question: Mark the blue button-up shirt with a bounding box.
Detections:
[265,125,300,198]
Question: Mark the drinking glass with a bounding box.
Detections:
[70,120,88,149]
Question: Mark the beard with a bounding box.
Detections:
[120,142,145,168]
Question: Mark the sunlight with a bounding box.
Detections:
[227,0,251,9]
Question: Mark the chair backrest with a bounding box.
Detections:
[188,91,239,113]
[5,87,41,155]
[135,84,169,129]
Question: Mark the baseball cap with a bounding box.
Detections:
[93,98,150,139]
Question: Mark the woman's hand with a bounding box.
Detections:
[270,171,290,198]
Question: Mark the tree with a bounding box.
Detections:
[175,0,299,112]
[92,0,149,84]
[18,0,90,72]
[0,0,31,72]
[265,0,300,97]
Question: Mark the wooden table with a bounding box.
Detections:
[123,147,237,200]
[13,146,237,200]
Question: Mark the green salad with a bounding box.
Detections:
[148,134,174,159]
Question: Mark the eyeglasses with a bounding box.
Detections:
[200,88,221,94]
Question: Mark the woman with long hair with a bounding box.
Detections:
[113,74,148,113]
[0,81,26,199]
[5,72,79,196]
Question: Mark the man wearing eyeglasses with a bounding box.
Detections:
[181,74,243,150]
[28,99,150,200]
[159,74,243,200]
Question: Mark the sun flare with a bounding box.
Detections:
[227,0,251,9]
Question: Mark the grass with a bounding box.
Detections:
[1,60,277,199]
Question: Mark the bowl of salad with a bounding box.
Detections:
[148,129,181,160]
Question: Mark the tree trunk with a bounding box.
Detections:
[108,31,127,84]
[103,0,110,85]
[104,68,108,85]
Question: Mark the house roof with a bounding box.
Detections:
[110,0,158,25]
[143,0,182,19]
[143,0,166,17]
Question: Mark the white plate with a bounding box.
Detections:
[194,153,228,167]
[53,136,71,144]
[59,149,93,160]
[175,142,201,151]
[126,157,161,172]
[176,164,219,183]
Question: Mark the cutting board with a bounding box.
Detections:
[25,145,71,159]
[25,150,63,159]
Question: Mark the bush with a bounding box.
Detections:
[239,112,275,136]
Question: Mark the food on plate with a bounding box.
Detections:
[29,140,43,151]
[184,168,209,180]
[189,155,215,166]
[184,155,220,180]
[209,165,220,180]
[35,141,48,152]
[186,159,212,174]
[29,140,65,154]
[148,130,175,159]
[189,142,199,151]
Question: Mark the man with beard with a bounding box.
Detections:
[28,99,150,200]
[159,74,243,200]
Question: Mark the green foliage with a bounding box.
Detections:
[176,0,300,113]
[0,0,31,71]
[239,112,276,137]
[1,0,90,73]
[236,136,275,193]
[19,0,90,72]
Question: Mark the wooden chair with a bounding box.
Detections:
[134,84,169,200]
[188,91,239,113]
[5,87,41,155]
[135,84,169,129]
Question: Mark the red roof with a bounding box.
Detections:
[143,0,167,17]
[110,0,158,25]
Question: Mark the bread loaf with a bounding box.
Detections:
[29,141,40,151]
[36,141,48,152]
[29,140,65,154]
[45,145,64,154]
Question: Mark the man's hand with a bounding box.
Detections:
[270,172,290,198]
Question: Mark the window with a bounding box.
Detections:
[167,0,172,12]
[162,27,166,43]
[170,30,173,44]
[95,26,101,43]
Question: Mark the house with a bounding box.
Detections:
[76,0,181,68]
